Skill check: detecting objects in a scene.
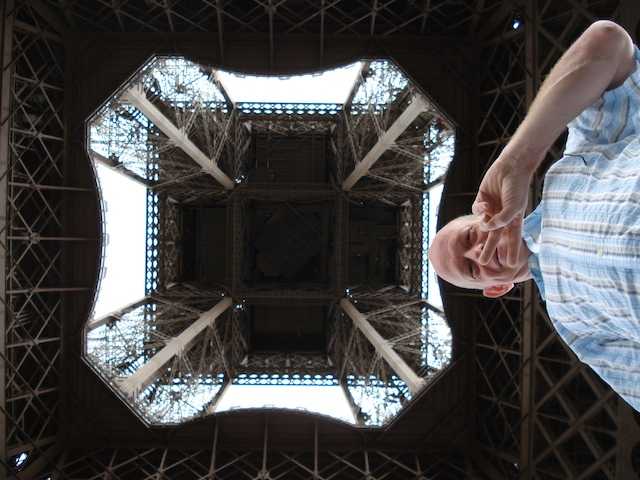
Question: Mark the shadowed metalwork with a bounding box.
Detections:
[2,0,639,479]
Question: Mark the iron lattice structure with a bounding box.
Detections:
[1,0,640,479]
[84,61,451,426]
[56,435,467,480]
[79,33,455,430]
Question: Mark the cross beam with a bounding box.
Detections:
[122,85,235,190]
[0,1,13,474]
[520,2,540,477]
[340,298,425,395]
[118,297,233,396]
[341,380,365,425]
[342,95,428,191]
[86,296,149,331]
[205,378,231,414]
[90,149,152,187]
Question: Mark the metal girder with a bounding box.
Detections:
[0,0,12,474]
[118,297,232,396]
[341,380,365,425]
[46,0,481,37]
[340,298,425,395]
[231,195,242,293]
[614,400,640,478]
[477,0,512,41]
[214,0,225,61]
[86,296,149,331]
[344,61,370,113]
[122,85,235,190]
[342,95,428,191]
[470,0,486,36]
[1,1,76,475]
[204,378,230,414]
[519,2,540,478]
[29,0,67,34]
[55,434,466,479]
[89,149,152,187]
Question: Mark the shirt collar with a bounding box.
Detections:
[522,204,545,299]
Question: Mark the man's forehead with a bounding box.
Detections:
[431,216,477,286]
[431,220,462,267]
[437,216,474,243]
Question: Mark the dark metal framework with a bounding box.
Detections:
[56,430,467,480]
[2,0,640,479]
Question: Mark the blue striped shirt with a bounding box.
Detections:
[523,46,640,412]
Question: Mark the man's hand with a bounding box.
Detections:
[473,154,533,230]
[472,152,535,267]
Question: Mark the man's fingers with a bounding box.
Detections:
[482,209,516,231]
[478,229,500,265]
[472,200,489,216]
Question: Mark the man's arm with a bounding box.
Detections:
[472,21,635,266]
[504,20,635,174]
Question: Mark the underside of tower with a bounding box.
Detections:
[1,1,640,479]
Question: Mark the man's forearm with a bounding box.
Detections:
[503,20,635,173]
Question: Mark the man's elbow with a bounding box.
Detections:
[581,20,634,87]
[588,20,626,36]
[581,20,632,57]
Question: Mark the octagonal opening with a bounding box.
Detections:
[84,55,454,426]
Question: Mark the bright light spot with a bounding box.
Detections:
[92,163,147,318]
[512,18,521,30]
[216,385,355,423]
[14,452,28,469]
[217,63,362,104]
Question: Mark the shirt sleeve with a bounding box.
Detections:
[522,204,545,299]
[565,45,640,154]
[522,204,542,255]
[571,333,640,412]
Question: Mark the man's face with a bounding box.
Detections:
[428,215,531,297]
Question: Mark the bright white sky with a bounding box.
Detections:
[91,62,452,424]
[216,384,354,423]
[217,63,362,104]
[92,163,146,319]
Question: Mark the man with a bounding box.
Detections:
[430,20,640,412]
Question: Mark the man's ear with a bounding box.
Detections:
[482,283,514,298]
